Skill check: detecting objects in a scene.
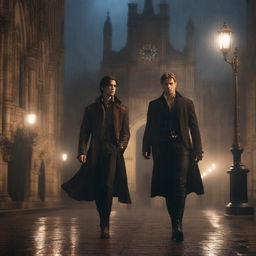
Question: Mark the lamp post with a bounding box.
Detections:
[218,23,254,215]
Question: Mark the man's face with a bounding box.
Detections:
[103,79,117,97]
[161,78,177,97]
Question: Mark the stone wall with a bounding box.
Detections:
[0,0,64,208]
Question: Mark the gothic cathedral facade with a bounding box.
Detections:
[0,0,64,208]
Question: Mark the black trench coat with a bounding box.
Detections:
[62,96,131,203]
[143,92,204,197]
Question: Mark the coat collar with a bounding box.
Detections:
[159,91,182,109]
[94,95,122,141]
[95,95,122,105]
[159,91,182,101]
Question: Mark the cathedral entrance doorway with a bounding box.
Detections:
[38,160,46,201]
[8,129,32,201]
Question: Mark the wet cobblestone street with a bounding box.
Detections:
[0,203,255,255]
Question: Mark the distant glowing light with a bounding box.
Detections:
[26,114,37,125]
[207,168,213,173]
[62,153,68,161]
[202,163,218,179]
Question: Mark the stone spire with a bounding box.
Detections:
[143,0,154,15]
[104,11,112,31]
[185,18,195,61]
[103,12,112,55]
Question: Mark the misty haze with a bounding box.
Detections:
[0,0,255,255]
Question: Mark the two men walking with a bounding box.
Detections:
[62,73,204,242]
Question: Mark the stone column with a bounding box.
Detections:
[23,132,41,207]
[43,139,61,205]
[0,136,12,208]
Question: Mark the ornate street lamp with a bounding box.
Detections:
[218,23,254,215]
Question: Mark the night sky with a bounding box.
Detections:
[64,0,246,85]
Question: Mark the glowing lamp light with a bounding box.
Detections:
[218,23,232,53]
[212,163,217,169]
[62,153,68,161]
[207,168,213,173]
[26,114,37,125]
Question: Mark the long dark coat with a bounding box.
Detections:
[143,92,204,197]
[62,96,131,203]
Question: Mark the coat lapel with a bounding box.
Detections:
[175,92,184,132]
[113,100,121,141]
[159,94,170,117]
[95,95,122,142]
[94,97,105,130]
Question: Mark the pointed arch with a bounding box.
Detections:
[14,0,28,108]
[14,0,27,49]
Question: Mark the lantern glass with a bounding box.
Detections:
[218,23,232,52]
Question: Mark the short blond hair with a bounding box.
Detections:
[160,72,177,84]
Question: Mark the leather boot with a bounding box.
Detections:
[171,196,186,242]
[171,218,183,242]
[100,219,110,239]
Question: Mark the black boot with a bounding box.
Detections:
[167,196,186,242]
[171,218,183,242]
[96,191,113,239]
[100,219,110,239]
[100,225,110,239]
[171,196,185,242]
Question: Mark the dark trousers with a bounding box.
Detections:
[95,142,118,228]
[162,141,190,230]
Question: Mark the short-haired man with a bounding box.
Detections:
[143,72,204,242]
[62,76,131,239]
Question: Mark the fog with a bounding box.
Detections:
[62,0,247,209]
[65,0,246,78]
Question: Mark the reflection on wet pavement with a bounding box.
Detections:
[0,205,255,255]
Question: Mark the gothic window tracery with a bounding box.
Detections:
[138,43,158,61]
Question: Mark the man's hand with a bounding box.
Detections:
[78,154,86,163]
[119,145,125,154]
[143,152,150,159]
[195,153,203,163]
